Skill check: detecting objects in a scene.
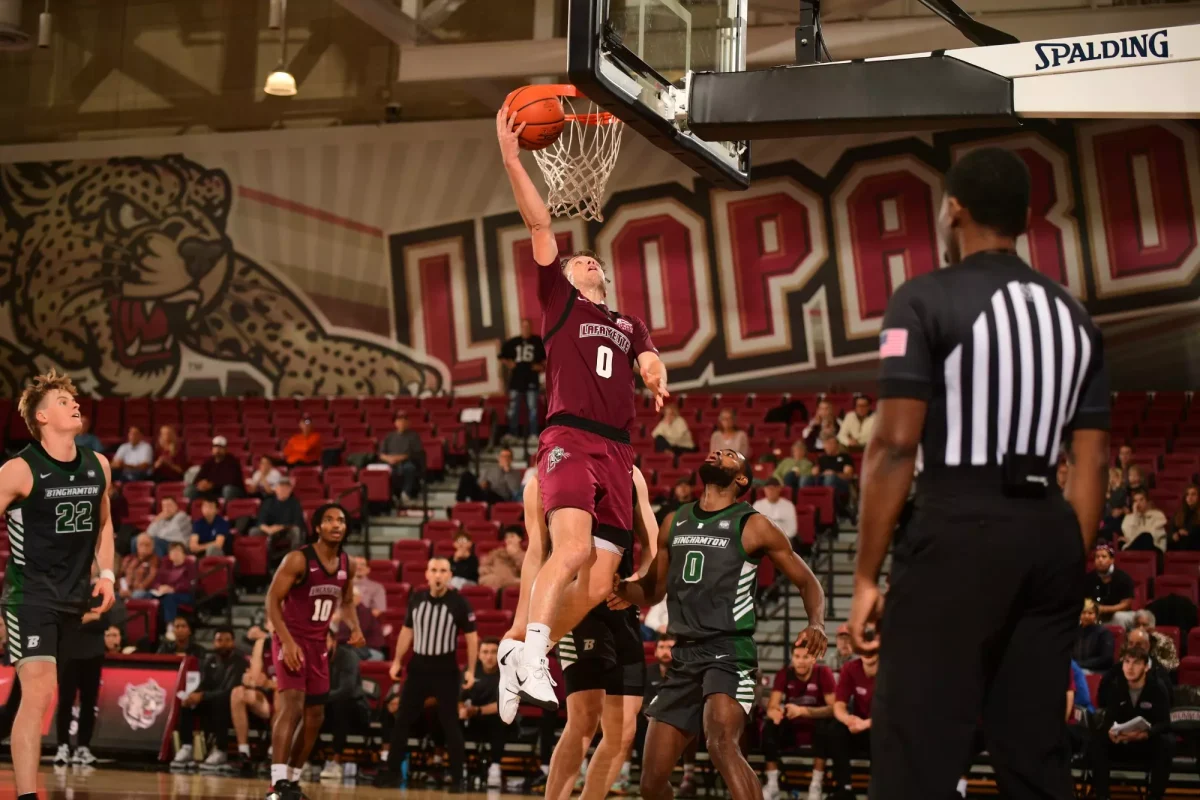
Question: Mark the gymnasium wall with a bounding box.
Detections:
[0,118,1197,398]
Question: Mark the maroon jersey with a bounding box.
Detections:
[835,657,876,718]
[282,545,349,642]
[772,665,836,713]
[537,265,656,434]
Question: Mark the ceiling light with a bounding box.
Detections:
[264,68,296,96]
[37,1,50,48]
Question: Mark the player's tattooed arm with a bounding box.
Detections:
[744,515,827,658]
[267,551,307,671]
[613,510,675,608]
[497,107,558,267]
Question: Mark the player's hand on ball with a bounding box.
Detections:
[347,627,366,648]
[796,625,828,659]
[496,106,526,163]
[389,660,403,682]
[93,576,116,614]
[281,640,304,672]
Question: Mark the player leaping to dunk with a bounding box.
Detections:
[496,106,669,711]
[613,450,827,800]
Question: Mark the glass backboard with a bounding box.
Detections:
[567,0,751,189]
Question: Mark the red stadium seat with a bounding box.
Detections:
[796,487,835,529]
[795,504,817,546]
[451,503,489,525]
[224,498,261,521]
[369,559,401,583]
[500,585,520,612]
[1157,625,1181,655]
[198,556,235,600]
[401,561,426,585]
[461,585,498,612]
[155,482,186,507]
[360,468,392,504]
[421,520,461,545]
[1164,551,1200,576]
[432,540,455,559]
[1188,627,1200,658]
[1154,574,1199,604]
[423,439,445,473]
[490,502,524,526]
[466,521,501,540]
[476,619,510,639]
[475,609,512,625]
[289,466,323,491]
[1114,550,1157,578]
[384,583,411,611]
[1179,656,1200,687]
[475,540,504,559]
[123,481,155,502]
[324,465,357,485]
[359,659,397,710]
[233,536,269,581]
[125,599,160,644]
[391,540,432,563]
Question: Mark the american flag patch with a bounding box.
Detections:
[879,328,908,358]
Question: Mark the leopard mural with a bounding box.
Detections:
[0,154,442,398]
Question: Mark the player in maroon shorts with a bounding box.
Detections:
[496,106,669,711]
[264,503,363,800]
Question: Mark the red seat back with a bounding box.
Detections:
[1154,574,1199,604]
[391,539,432,562]
[460,585,498,612]
[794,504,817,546]
[500,585,520,612]
[1156,625,1181,654]
[1164,551,1200,576]
[125,599,160,644]
[225,498,261,520]
[796,486,835,528]
[1179,656,1200,687]
[490,502,525,525]
[451,502,489,525]
[369,559,401,583]
[232,536,269,578]
[198,556,234,598]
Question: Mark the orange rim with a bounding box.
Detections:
[565,111,619,126]
[512,84,620,126]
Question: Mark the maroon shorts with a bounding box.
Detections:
[271,634,330,700]
[537,424,635,548]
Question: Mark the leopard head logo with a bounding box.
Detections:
[117,679,168,731]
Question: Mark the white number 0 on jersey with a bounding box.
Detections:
[595,345,613,379]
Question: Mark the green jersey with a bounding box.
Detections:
[665,501,760,641]
[2,443,107,612]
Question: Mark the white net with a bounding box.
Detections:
[531,95,624,222]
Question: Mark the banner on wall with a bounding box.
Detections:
[0,119,1197,397]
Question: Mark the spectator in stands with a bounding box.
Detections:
[827,624,857,672]
[773,441,814,490]
[763,643,837,800]
[461,636,509,789]
[251,478,306,559]
[1117,444,1135,482]
[107,481,129,532]
[112,425,154,481]
[246,455,282,498]
[1126,464,1147,493]
[1086,544,1137,626]
[1090,648,1174,800]
[642,598,668,640]
[379,411,424,502]
[155,542,198,624]
[333,587,386,661]
[836,395,875,451]
[710,407,752,459]
[801,400,840,452]
[230,632,275,776]
[1169,484,1200,550]
[1121,488,1168,553]
[830,642,878,798]
[1102,467,1130,539]
[1056,461,1069,491]
[283,417,322,466]
[121,534,159,600]
[172,626,248,771]
[103,625,123,655]
[147,495,192,558]
[753,478,798,544]
[187,436,245,502]
[458,447,523,503]
[74,414,103,453]
[479,525,525,590]
[153,425,184,483]
[499,318,547,443]
[189,498,229,557]
[318,627,371,781]
[1098,628,1172,713]
[158,616,206,658]
[803,435,855,516]
[1132,610,1180,671]
[655,480,694,524]
[451,531,479,589]
[652,403,696,455]
[351,555,387,617]
[1074,598,1114,673]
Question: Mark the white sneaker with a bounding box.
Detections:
[487,763,503,789]
[200,749,227,770]
[54,744,71,765]
[763,783,781,800]
[514,656,558,711]
[498,638,523,724]
[72,746,97,766]
[172,744,194,766]
[320,761,344,780]
[807,782,823,800]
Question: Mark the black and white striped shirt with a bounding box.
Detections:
[878,251,1110,471]
[403,588,476,659]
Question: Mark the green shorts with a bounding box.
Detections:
[643,635,758,735]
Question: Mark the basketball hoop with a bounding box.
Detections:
[525,85,624,222]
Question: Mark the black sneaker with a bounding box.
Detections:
[290,781,310,800]
[526,771,548,793]
[264,780,296,800]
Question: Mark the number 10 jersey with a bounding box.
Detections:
[2,443,107,613]
[282,546,349,641]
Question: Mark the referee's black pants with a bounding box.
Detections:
[57,655,104,747]
[869,470,1085,800]
[388,657,464,782]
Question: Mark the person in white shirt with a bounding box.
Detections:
[111,426,155,481]
[246,455,283,497]
[1121,487,1169,553]
[836,395,876,451]
[753,478,798,543]
[651,403,696,455]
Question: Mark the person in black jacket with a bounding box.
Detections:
[317,628,370,781]
[170,626,247,771]
[1090,648,1174,800]
[157,616,207,659]
[251,479,307,565]
[1074,599,1115,673]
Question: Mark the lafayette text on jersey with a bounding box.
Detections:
[537,265,657,437]
[282,546,349,641]
[666,501,760,641]
[2,444,107,612]
[878,252,1110,470]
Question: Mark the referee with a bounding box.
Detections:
[376,557,478,792]
[849,147,1110,800]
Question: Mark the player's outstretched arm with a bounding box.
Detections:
[615,510,675,608]
[636,348,669,412]
[632,467,658,577]
[266,551,306,670]
[497,107,559,267]
[1066,429,1109,552]
[744,516,827,658]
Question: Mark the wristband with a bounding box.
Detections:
[99,569,116,583]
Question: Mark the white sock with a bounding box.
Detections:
[811,769,823,787]
[524,624,550,667]
[271,764,289,785]
[238,744,251,757]
[683,763,695,779]
[290,767,302,782]
[620,761,631,780]
[381,751,389,762]
[540,764,550,775]
[957,777,968,797]
[766,769,779,787]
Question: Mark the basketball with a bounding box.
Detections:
[504,86,565,151]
